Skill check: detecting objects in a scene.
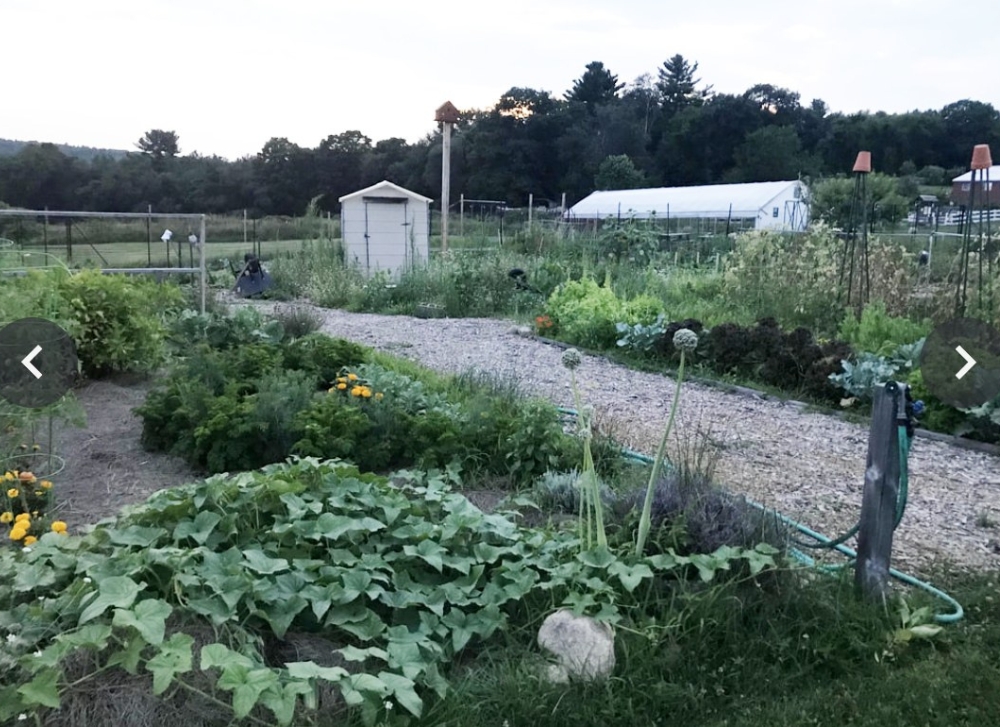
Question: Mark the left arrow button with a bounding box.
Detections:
[21,345,43,380]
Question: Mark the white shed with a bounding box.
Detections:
[339,181,432,277]
[566,180,809,232]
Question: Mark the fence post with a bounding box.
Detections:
[854,381,904,602]
[65,220,72,263]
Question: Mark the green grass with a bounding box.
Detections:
[374,570,999,727]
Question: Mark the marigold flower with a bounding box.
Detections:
[51,521,67,534]
[23,536,37,546]
[337,382,347,390]
[0,512,12,523]
[2,472,12,481]
[15,513,29,523]
[9,527,27,541]
[348,373,359,381]
[40,481,52,490]
[7,488,19,498]
[360,387,372,398]
[336,377,347,384]
[350,385,363,397]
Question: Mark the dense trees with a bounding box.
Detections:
[1,55,998,217]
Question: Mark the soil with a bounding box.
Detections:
[51,374,195,531]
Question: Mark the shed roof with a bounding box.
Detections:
[952,166,1000,182]
[339,180,433,204]
[567,180,803,219]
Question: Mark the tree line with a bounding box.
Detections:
[1,55,998,217]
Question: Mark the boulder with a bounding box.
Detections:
[537,609,615,683]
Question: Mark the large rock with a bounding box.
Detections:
[537,609,615,683]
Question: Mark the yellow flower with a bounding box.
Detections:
[9,526,26,541]
[40,481,52,490]
[0,512,12,523]
[3,472,14,481]
[23,535,37,546]
[360,387,372,398]
[347,373,359,381]
[32,444,40,451]
[336,377,347,384]
[350,385,363,397]
[375,392,384,401]
[6,488,19,498]
[336,382,347,390]
[51,521,67,534]
[15,513,30,523]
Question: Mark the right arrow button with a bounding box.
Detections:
[955,345,977,380]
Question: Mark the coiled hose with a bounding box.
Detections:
[558,407,964,624]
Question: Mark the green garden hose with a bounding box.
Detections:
[559,408,964,624]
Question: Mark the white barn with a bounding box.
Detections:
[566,180,809,232]
[339,181,431,277]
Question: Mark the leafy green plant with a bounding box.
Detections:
[546,277,624,350]
[837,302,929,356]
[828,352,899,402]
[58,270,185,377]
[0,458,778,725]
[616,314,667,354]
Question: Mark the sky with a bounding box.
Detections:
[3,0,999,161]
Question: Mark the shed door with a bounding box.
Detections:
[363,196,411,275]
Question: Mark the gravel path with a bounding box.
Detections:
[250,300,1000,575]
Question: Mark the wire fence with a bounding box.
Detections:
[0,211,339,269]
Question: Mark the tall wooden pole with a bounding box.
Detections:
[435,101,461,254]
[441,121,452,252]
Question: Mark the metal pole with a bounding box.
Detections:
[146,205,152,265]
[460,193,464,238]
[43,207,48,255]
[528,193,533,232]
[199,215,207,315]
[243,209,248,247]
[441,121,452,251]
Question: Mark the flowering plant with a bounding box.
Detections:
[328,368,384,401]
[534,314,555,335]
[2,455,67,546]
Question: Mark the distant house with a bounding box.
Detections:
[950,165,1000,207]
[565,180,809,232]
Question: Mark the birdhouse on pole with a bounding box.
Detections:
[436,101,460,251]
[435,101,461,124]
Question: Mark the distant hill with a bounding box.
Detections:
[0,138,130,161]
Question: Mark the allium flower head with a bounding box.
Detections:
[561,348,582,371]
[672,328,699,354]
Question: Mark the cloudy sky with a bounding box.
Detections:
[4,0,997,160]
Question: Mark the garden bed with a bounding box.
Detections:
[237,298,1000,575]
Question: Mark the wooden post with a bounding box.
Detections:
[441,121,452,251]
[146,205,152,266]
[460,193,464,238]
[43,207,49,255]
[855,381,903,601]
